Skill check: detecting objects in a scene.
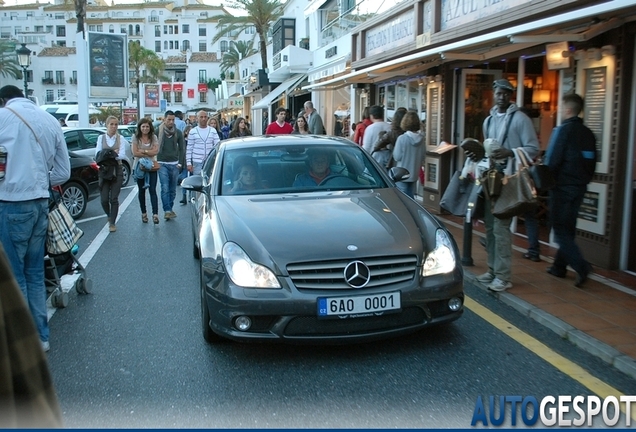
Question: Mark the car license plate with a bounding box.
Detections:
[317,292,401,318]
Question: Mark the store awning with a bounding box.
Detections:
[303,0,634,91]
[252,74,307,110]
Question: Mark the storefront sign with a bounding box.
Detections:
[197,83,208,92]
[161,83,172,92]
[228,97,244,108]
[440,0,532,31]
[123,108,137,125]
[546,42,570,70]
[365,10,415,57]
[577,182,607,235]
[144,84,159,112]
[583,66,606,168]
[426,84,441,148]
[187,88,194,98]
[173,83,184,92]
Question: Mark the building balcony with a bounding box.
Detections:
[268,44,312,82]
[42,78,54,84]
[69,78,77,85]
[56,79,65,85]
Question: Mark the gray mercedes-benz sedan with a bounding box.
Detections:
[182,135,464,344]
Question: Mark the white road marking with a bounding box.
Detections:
[47,187,139,318]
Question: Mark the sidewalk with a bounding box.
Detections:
[433,211,636,380]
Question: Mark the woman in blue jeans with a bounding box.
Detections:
[131,118,160,224]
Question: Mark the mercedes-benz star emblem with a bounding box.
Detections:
[344,261,371,288]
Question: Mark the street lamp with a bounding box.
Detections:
[16,43,32,98]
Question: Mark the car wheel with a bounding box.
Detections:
[121,162,131,187]
[201,266,225,344]
[61,181,88,219]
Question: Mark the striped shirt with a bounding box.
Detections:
[186,126,220,165]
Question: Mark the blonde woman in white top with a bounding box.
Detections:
[95,115,128,232]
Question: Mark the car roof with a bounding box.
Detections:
[62,127,107,132]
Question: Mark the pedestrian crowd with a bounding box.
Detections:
[0,80,598,426]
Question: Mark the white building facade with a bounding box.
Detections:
[0,0,253,116]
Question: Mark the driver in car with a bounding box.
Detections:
[293,150,332,187]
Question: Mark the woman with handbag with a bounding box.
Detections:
[95,115,128,233]
[131,118,160,224]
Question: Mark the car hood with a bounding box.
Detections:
[215,189,430,270]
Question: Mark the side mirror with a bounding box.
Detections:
[181,174,204,191]
[389,166,410,182]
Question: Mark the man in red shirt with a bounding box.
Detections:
[265,107,293,134]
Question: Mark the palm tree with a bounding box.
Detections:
[210,0,284,70]
[220,40,257,77]
[128,41,166,116]
[0,40,23,81]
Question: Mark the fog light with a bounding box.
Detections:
[448,297,463,311]
[234,316,252,331]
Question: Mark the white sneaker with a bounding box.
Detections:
[487,278,513,292]
[476,272,495,284]
[41,340,50,352]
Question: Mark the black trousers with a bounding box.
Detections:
[550,185,590,275]
[99,165,123,225]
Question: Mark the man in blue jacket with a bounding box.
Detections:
[544,93,596,287]
[0,85,70,352]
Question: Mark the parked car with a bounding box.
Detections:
[117,124,137,140]
[62,127,133,187]
[58,151,100,219]
[181,135,464,344]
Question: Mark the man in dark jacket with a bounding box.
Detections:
[157,110,186,220]
[544,93,597,287]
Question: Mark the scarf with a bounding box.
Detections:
[157,124,176,150]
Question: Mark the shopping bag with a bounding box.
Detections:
[529,161,555,193]
[46,200,84,255]
[492,149,538,219]
[440,171,477,217]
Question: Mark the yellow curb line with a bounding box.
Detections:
[465,296,636,421]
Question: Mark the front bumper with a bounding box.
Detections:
[201,261,464,343]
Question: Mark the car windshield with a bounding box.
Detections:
[219,144,388,196]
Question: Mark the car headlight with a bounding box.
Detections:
[422,229,456,277]
[222,242,281,288]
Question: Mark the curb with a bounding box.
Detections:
[465,273,636,380]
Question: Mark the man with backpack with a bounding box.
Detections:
[544,93,596,287]
[465,79,539,292]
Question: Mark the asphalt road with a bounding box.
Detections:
[46,186,636,428]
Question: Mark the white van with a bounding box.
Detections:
[40,102,101,127]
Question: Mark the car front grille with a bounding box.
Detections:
[286,255,418,290]
[283,307,426,336]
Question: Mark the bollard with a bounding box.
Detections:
[462,205,474,266]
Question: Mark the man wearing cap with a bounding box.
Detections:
[466,79,539,292]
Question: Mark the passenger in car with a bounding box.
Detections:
[230,155,262,193]
[292,149,332,187]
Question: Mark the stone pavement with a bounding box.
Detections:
[434,212,636,380]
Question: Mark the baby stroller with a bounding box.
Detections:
[44,187,92,308]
